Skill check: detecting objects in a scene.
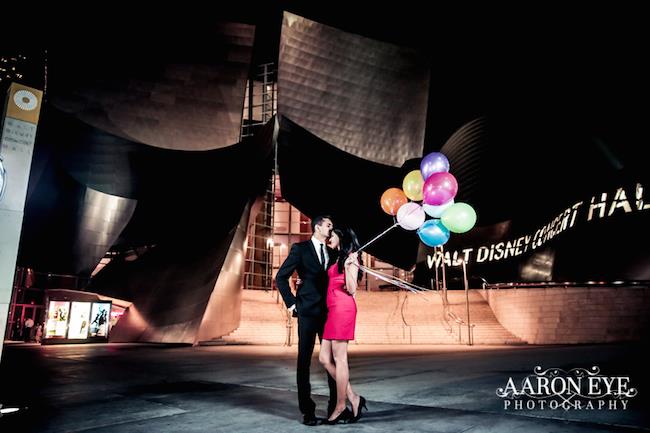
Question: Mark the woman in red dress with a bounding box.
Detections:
[319,228,368,424]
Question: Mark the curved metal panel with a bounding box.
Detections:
[94,199,253,344]
[19,163,137,276]
[278,12,429,167]
[196,201,250,342]
[71,187,137,275]
[48,22,255,151]
[41,107,142,199]
[87,120,274,343]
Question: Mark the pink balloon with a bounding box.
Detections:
[422,172,458,206]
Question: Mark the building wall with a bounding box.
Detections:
[278,12,429,167]
[195,202,251,343]
[481,287,650,344]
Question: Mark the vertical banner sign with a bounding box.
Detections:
[0,83,43,361]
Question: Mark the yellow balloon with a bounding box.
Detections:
[402,170,424,201]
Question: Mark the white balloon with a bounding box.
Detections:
[423,199,454,218]
[396,202,426,231]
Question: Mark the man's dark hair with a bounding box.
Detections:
[311,215,332,232]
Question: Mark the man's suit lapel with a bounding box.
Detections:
[307,240,321,268]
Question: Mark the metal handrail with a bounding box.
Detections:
[443,276,650,290]
[484,280,650,289]
[445,309,475,345]
[399,293,413,344]
[435,283,475,345]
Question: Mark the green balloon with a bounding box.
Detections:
[440,203,477,233]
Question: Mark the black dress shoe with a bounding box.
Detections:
[302,413,320,426]
[324,408,352,424]
[349,395,368,423]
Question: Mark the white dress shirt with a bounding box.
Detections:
[288,237,329,313]
[311,236,329,269]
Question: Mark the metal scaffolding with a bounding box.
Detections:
[240,63,276,140]
[242,63,277,291]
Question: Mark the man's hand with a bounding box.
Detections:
[288,304,298,317]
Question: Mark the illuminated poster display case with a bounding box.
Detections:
[44,298,113,345]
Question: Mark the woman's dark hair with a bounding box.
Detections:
[331,228,345,247]
[336,228,363,282]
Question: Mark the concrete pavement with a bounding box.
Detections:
[0,342,647,432]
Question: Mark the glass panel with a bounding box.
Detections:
[14,288,25,304]
[13,305,23,320]
[89,303,111,337]
[10,306,24,340]
[275,201,289,212]
[273,235,289,268]
[45,301,70,339]
[300,214,312,234]
[68,302,91,339]
[274,206,289,233]
[275,212,289,224]
[290,218,301,234]
[24,288,44,305]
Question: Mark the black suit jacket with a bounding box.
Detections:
[275,240,339,317]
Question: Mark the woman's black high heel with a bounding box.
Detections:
[349,395,368,423]
[324,407,352,424]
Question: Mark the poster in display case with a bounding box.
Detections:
[45,301,70,338]
[68,302,91,339]
[89,302,111,337]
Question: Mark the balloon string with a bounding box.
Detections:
[356,264,431,300]
[357,223,399,252]
[359,264,427,292]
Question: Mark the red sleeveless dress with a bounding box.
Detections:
[323,263,357,340]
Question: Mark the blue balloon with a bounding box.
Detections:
[417,219,450,247]
[420,152,450,180]
[423,199,454,218]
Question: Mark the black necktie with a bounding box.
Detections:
[319,243,325,269]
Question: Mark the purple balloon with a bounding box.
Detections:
[420,152,450,180]
[422,172,458,206]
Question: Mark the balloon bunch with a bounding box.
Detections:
[376,152,477,249]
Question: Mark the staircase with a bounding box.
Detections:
[218,289,527,345]
[221,289,288,345]
[354,291,458,344]
[445,291,526,345]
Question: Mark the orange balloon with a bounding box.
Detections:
[380,188,408,216]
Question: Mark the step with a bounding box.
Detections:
[219,289,527,345]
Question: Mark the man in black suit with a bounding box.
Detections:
[275,215,338,426]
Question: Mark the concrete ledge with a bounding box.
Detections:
[481,287,650,344]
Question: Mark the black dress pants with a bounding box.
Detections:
[297,314,338,415]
